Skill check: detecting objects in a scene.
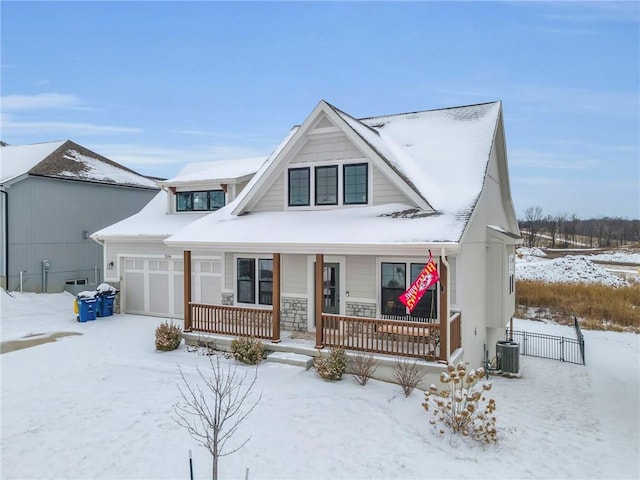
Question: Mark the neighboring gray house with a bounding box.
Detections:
[0,140,159,292]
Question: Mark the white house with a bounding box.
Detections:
[94,100,521,367]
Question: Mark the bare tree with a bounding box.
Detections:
[524,206,544,247]
[173,356,262,480]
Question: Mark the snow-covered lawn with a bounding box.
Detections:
[1,291,638,480]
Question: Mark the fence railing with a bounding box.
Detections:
[189,303,273,340]
[506,329,585,365]
[321,314,440,360]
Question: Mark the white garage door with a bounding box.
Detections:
[123,257,221,318]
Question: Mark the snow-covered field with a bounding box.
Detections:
[1,289,639,480]
[516,248,640,286]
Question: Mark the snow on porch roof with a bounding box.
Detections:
[165,202,467,249]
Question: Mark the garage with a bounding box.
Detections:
[122,256,221,318]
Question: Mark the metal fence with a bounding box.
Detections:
[506,324,585,366]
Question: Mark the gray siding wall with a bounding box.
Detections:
[346,255,376,299]
[251,171,284,212]
[281,254,307,295]
[372,165,412,205]
[291,134,362,164]
[5,176,157,292]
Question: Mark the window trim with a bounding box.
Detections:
[288,167,311,207]
[314,165,338,206]
[379,259,439,318]
[176,189,226,212]
[343,163,369,205]
[235,257,273,306]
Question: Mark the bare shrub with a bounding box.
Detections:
[173,356,262,480]
[230,337,265,365]
[155,320,182,351]
[350,351,378,386]
[393,358,426,397]
[422,362,497,444]
[314,347,347,380]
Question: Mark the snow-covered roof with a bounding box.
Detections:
[92,190,207,238]
[0,140,65,183]
[165,101,504,249]
[164,201,463,253]
[356,102,500,214]
[1,140,159,189]
[160,157,266,186]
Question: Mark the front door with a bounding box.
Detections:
[323,263,340,314]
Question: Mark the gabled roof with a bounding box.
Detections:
[231,100,501,218]
[165,100,508,251]
[0,140,159,189]
[158,157,266,187]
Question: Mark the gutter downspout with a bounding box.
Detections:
[1,188,8,289]
[91,235,107,282]
[441,247,451,360]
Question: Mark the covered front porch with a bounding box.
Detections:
[182,251,462,362]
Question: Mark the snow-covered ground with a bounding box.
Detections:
[516,248,640,286]
[1,290,639,480]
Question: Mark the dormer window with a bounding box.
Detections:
[287,162,369,208]
[288,168,310,206]
[176,190,226,212]
[315,165,338,205]
[344,163,368,204]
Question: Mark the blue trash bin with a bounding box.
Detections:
[97,293,116,317]
[77,296,98,322]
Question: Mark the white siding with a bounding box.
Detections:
[251,172,284,212]
[291,134,362,164]
[346,255,376,299]
[371,164,412,205]
[281,254,307,295]
[224,252,234,290]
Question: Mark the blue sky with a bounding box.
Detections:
[1,1,638,219]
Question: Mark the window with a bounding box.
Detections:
[381,263,406,315]
[288,168,310,206]
[237,258,273,306]
[258,259,273,305]
[209,190,225,210]
[65,278,88,286]
[237,258,255,304]
[177,192,192,211]
[410,263,438,318]
[508,254,515,295]
[176,190,226,212]
[380,261,439,318]
[315,165,338,205]
[344,163,368,204]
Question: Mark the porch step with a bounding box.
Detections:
[265,351,314,370]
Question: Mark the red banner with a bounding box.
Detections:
[398,254,439,313]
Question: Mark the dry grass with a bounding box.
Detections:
[516,280,640,331]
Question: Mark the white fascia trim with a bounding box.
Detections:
[95,235,170,243]
[164,241,461,256]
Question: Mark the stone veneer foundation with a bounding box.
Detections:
[280,297,308,332]
[345,301,377,319]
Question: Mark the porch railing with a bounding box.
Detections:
[189,303,273,340]
[321,314,440,360]
[450,312,461,354]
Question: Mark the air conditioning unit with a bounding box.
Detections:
[496,340,519,374]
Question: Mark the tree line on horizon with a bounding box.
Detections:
[518,206,640,248]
